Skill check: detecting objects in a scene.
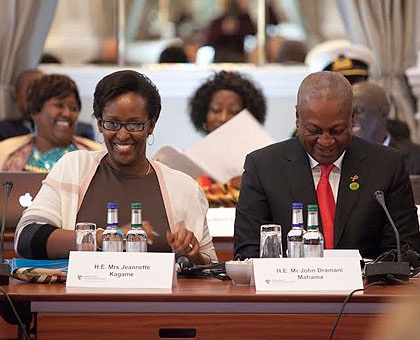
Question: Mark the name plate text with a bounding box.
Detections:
[253,257,363,292]
[66,251,175,289]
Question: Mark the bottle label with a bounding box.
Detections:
[287,242,303,258]
[126,241,147,253]
[103,241,123,252]
[303,244,324,258]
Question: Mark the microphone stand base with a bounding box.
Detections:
[0,262,10,285]
[365,261,410,285]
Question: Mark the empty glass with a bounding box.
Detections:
[75,222,96,251]
[260,224,283,258]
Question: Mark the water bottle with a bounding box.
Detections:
[126,203,148,252]
[287,203,305,258]
[303,204,324,257]
[102,202,123,252]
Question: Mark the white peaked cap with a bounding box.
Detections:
[305,39,376,73]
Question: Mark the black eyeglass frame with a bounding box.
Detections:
[99,118,152,132]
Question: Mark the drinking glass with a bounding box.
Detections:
[75,222,97,251]
[260,224,282,258]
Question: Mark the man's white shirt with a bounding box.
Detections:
[308,151,346,202]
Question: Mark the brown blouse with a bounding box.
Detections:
[77,156,171,252]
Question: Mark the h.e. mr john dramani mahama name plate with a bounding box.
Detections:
[253,256,363,293]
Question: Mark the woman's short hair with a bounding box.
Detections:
[27,74,81,115]
[93,70,161,121]
[189,71,267,134]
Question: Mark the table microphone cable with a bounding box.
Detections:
[0,286,30,340]
[327,281,386,340]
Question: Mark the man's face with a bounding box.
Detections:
[296,97,353,165]
[352,87,385,144]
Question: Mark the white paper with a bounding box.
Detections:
[152,110,274,183]
[152,145,205,179]
[253,257,363,293]
[66,251,175,289]
[185,110,274,183]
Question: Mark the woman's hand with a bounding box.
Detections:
[166,227,199,259]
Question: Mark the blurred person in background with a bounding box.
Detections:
[0,69,44,141]
[189,70,267,206]
[352,81,420,175]
[0,74,102,172]
[203,0,256,62]
[158,45,189,63]
[0,69,95,141]
[305,40,375,85]
[277,40,307,64]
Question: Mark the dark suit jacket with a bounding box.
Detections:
[234,136,420,259]
[390,137,420,175]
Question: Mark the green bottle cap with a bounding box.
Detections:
[131,203,142,209]
[308,204,318,212]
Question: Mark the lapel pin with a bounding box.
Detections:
[349,182,360,191]
[350,175,359,181]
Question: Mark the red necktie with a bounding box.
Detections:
[317,164,336,249]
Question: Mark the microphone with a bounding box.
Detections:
[0,181,13,285]
[175,253,194,275]
[365,190,410,284]
[175,253,228,280]
[374,191,402,262]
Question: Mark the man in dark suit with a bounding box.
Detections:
[234,71,420,259]
[352,81,420,175]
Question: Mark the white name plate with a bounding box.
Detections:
[324,249,362,259]
[253,257,363,293]
[66,251,175,289]
[207,207,235,237]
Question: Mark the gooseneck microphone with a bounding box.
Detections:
[365,190,410,284]
[0,181,13,285]
[374,190,402,262]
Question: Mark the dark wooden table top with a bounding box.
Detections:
[2,277,419,304]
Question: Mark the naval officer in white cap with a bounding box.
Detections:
[305,39,376,84]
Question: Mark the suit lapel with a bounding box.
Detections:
[283,139,318,217]
[334,137,367,247]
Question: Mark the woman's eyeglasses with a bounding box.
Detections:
[100,118,151,132]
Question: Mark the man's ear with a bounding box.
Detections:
[295,105,300,129]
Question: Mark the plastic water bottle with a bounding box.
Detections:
[287,203,305,258]
[126,203,148,252]
[102,202,123,252]
[303,204,324,257]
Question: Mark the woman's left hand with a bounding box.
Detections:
[166,227,199,258]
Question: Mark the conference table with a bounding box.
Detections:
[1,275,419,340]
